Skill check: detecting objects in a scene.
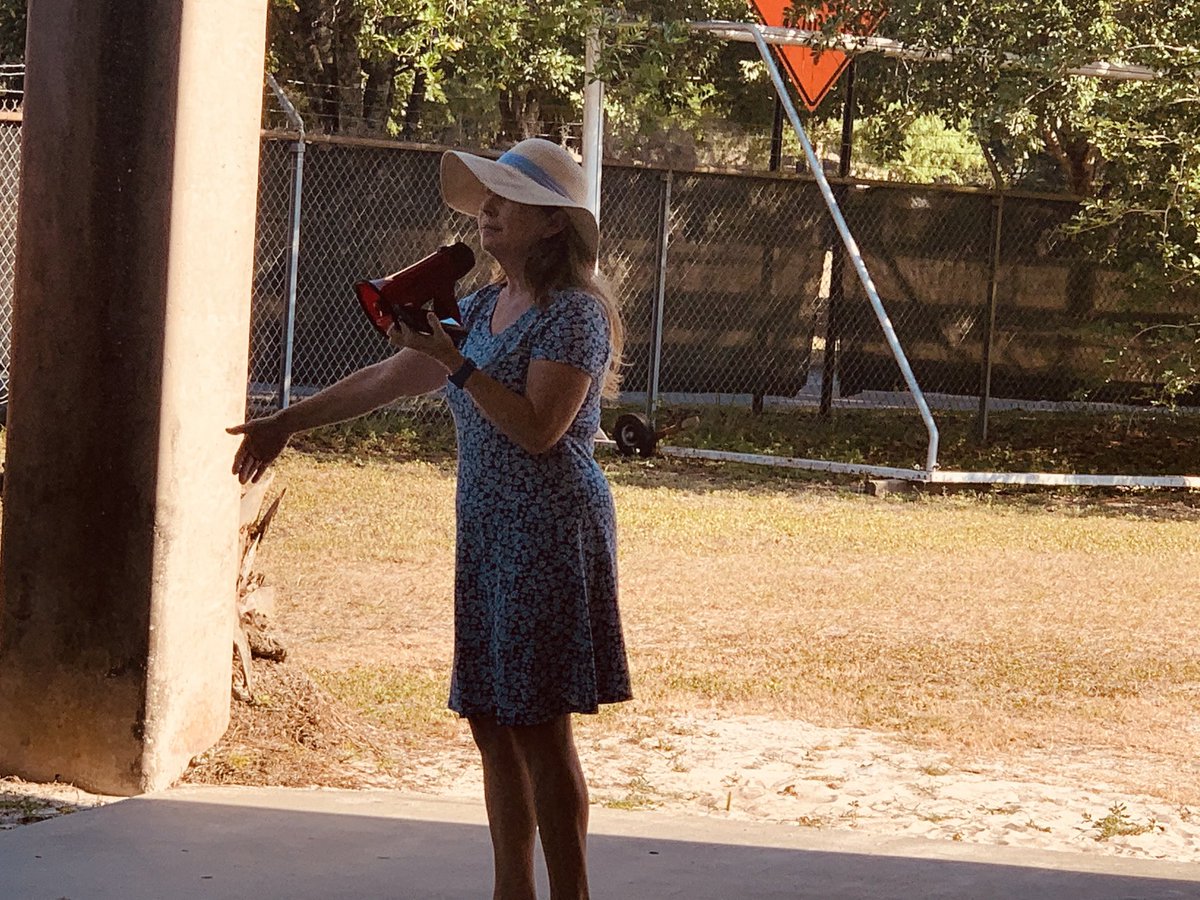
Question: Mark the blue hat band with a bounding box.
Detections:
[497,150,570,201]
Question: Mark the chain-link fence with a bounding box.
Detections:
[610,172,1196,421]
[0,109,1193,472]
[0,117,18,386]
[250,134,494,420]
[830,186,1196,414]
[251,129,1196,419]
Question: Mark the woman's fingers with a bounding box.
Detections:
[236,439,255,482]
[230,424,277,483]
[388,319,418,350]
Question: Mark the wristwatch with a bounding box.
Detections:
[448,357,477,388]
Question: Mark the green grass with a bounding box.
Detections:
[288,403,1200,478]
[310,665,458,739]
[616,405,1200,476]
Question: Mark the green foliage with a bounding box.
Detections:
[264,0,762,145]
[0,1,22,64]
[858,111,992,184]
[1105,322,1200,409]
[1083,802,1164,841]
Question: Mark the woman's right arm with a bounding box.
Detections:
[275,346,446,432]
[230,346,445,483]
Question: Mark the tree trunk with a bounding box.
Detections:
[362,57,399,134]
[1042,125,1102,197]
[520,91,541,140]
[279,0,363,134]
[498,89,522,143]
[331,4,363,133]
[401,69,427,139]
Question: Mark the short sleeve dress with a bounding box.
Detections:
[445,283,632,727]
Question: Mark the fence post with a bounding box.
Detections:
[978,144,1006,443]
[266,74,305,410]
[646,170,672,427]
[819,59,857,418]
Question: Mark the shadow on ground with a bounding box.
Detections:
[1,788,1197,899]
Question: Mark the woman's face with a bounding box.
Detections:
[477,190,564,266]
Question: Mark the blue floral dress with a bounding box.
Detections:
[445,283,632,726]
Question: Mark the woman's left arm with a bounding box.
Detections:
[461,357,590,454]
[392,312,592,455]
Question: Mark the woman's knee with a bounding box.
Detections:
[514,717,583,783]
[469,716,522,766]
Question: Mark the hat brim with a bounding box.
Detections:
[440,151,599,260]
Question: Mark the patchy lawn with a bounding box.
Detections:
[187,432,1200,812]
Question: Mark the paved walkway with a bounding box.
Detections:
[2,785,1198,899]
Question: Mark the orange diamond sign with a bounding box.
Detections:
[749,2,885,111]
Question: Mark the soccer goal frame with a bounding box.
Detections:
[583,20,1200,490]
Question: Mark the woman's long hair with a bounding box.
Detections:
[523,218,624,401]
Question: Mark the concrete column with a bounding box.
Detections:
[0,0,268,795]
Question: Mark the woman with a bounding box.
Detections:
[230,137,631,900]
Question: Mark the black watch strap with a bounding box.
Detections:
[448,357,477,388]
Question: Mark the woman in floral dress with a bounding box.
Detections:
[230,137,631,900]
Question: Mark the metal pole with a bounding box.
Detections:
[978,143,1005,443]
[690,22,1160,81]
[703,22,939,472]
[267,74,305,410]
[647,171,672,426]
[820,59,856,418]
[754,95,787,415]
[768,95,784,172]
[582,30,604,227]
[837,61,856,180]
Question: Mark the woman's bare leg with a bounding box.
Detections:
[469,716,538,900]
[514,715,590,900]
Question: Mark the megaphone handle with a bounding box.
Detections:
[432,286,461,324]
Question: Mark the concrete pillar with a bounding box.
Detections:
[0,0,268,795]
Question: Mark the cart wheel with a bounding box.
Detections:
[613,413,657,457]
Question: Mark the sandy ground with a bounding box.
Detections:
[346,713,1200,864]
[0,776,118,831]
[6,714,1197,864]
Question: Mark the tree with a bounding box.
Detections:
[0,1,21,64]
[265,0,762,146]
[778,0,1200,302]
[268,0,455,135]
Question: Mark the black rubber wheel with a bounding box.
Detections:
[613,412,657,457]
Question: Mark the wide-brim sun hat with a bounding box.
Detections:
[440,138,599,261]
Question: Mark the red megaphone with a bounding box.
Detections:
[354,242,476,342]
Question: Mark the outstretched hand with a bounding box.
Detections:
[227,415,290,484]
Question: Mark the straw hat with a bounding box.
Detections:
[440,138,599,260]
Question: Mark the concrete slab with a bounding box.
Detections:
[1,785,1198,899]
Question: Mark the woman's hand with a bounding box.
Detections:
[227,414,291,484]
[388,312,461,371]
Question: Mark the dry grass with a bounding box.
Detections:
[202,449,1200,804]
